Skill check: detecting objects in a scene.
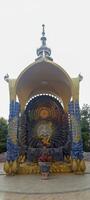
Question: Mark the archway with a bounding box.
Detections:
[19,94,71,162]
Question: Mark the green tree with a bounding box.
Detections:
[80,104,90,151]
[0,117,8,153]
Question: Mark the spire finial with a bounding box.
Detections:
[36,25,53,61]
[42,24,45,36]
[41,24,46,47]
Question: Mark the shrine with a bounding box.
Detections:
[4,25,86,175]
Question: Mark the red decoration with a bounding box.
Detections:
[38,155,52,162]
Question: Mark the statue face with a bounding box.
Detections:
[37,121,53,138]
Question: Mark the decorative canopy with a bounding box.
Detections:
[15,58,73,111]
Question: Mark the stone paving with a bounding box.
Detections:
[0,191,90,200]
[0,161,90,200]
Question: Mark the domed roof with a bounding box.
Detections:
[15,57,73,110]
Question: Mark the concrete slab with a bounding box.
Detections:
[0,173,90,194]
[0,162,90,200]
[0,191,90,200]
[0,161,90,200]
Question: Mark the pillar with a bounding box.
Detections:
[68,100,86,173]
[4,76,20,174]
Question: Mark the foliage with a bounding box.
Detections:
[80,104,90,152]
[81,104,90,131]
[0,118,8,153]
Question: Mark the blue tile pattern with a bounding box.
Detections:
[6,100,20,161]
[68,100,83,160]
[7,137,19,161]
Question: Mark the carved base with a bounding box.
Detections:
[16,162,72,174]
[4,160,86,175]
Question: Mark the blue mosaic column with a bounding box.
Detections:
[68,100,83,160]
[6,100,20,161]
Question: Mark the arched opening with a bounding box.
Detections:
[18,94,71,162]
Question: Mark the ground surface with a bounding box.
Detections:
[0,191,90,200]
[0,153,90,200]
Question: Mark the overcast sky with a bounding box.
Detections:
[0,0,90,119]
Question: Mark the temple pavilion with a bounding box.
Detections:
[4,25,85,175]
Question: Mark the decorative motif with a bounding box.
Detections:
[17,162,72,174]
[4,159,73,175]
[39,107,49,119]
[4,160,18,175]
